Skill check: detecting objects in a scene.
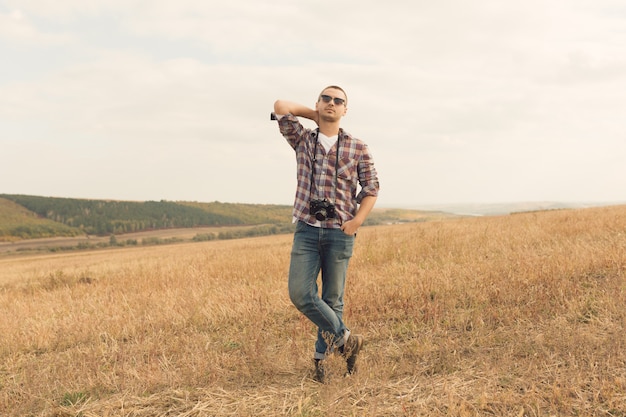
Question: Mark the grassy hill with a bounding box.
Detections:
[178,201,292,224]
[0,197,83,241]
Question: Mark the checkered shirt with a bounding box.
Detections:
[276,113,379,228]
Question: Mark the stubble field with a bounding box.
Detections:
[1,205,625,416]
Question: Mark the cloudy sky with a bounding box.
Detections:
[1,1,625,208]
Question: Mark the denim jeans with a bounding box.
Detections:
[288,221,355,359]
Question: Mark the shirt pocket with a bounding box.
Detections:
[337,157,356,182]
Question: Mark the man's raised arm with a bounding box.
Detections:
[273,100,319,124]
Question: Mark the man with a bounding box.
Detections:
[272,86,379,382]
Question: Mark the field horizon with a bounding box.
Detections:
[1,205,625,416]
[1,194,456,254]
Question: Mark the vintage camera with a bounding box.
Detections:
[309,199,336,221]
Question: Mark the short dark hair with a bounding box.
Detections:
[319,85,348,105]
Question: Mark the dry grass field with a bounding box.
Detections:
[1,205,625,416]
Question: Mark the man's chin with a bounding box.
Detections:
[320,114,340,122]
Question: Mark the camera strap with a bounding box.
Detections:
[310,128,339,204]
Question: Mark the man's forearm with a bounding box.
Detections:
[274,100,319,123]
[340,195,377,235]
[353,196,377,227]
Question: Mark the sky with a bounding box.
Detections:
[1,1,625,208]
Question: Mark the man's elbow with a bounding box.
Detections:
[274,100,289,114]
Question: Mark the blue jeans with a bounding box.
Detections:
[288,221,355,359]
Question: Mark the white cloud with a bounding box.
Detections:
[0,8,72,44]
[1,0,625,205]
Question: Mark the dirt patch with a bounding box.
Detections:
[0,227,251,255]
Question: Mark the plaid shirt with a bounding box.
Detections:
[276,113,379,228]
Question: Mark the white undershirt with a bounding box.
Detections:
[317,131,338,153]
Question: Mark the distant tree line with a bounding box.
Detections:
[2,223,84,240]
[0,194,292,236]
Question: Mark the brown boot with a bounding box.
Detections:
[314,359,327,383]
[342,334,363,375]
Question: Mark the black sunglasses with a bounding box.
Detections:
[320,94,346,106]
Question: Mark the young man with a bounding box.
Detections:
[272,86,380,382]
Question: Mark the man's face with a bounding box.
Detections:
[316,88,348,122]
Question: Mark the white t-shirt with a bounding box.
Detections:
[317,131,338,153]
